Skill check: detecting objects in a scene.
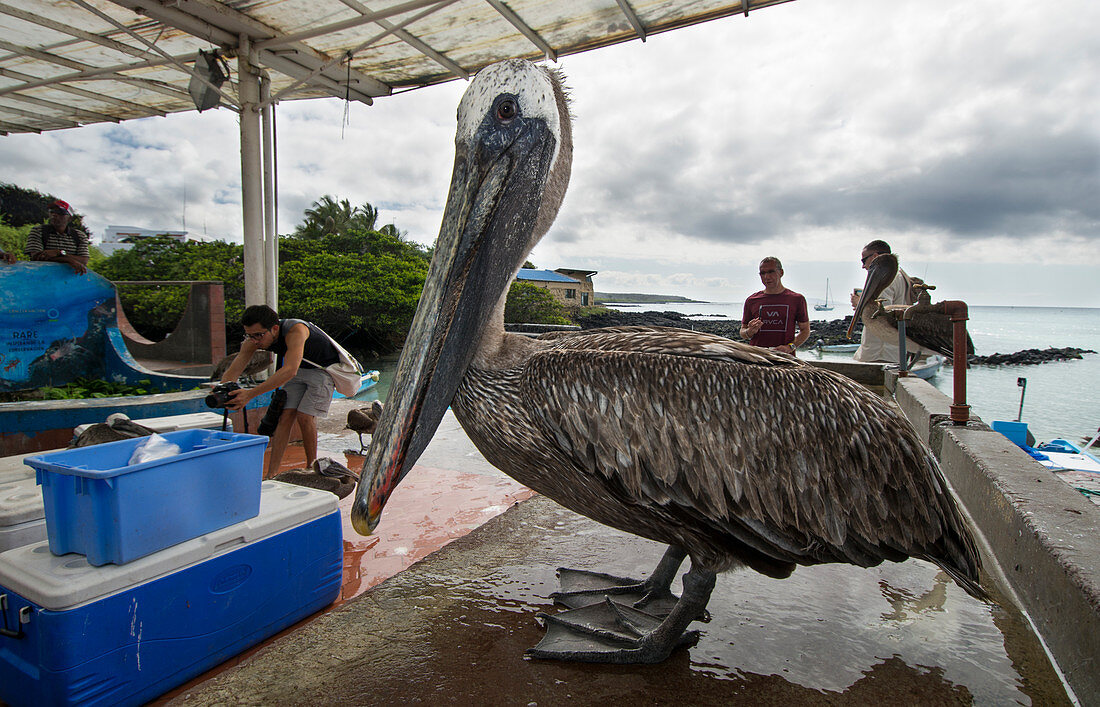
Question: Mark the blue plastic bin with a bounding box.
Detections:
[25,429,268,566]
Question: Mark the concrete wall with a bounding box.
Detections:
[890,375,1100,702]
[115,281,226,366]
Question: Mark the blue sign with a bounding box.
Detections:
[0,262,116,391]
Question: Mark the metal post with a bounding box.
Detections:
[945,301,971,425]
[238,35,265,307]
[897,319,909,377]
[260,73,278,311]
[1015,377,1027,421]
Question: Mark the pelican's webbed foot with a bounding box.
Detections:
[552,567,680,615]
[527,565,716,664]
[551,545,699,619]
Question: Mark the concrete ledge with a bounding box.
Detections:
[893,377,1100,700]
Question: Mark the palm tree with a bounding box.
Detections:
[296,195,364,239]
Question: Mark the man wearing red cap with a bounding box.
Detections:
[24,199,90,275]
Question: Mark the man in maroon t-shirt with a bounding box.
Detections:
[740,256,811,355]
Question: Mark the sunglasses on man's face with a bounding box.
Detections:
[244,329,269,342]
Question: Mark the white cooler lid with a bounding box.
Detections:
[0,480,338,610]
[0,452,40,486]
[0,476,44,526]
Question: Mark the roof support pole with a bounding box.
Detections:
[261,73,278,311]
[238,35,266,307]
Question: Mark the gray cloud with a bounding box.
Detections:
[0,0,1096,306]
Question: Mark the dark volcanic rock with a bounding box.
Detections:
[968,347,1096,366]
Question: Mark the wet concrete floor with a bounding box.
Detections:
[167,406,1071,706]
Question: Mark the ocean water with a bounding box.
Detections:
[603,302,1100,445]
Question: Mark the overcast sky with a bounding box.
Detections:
[1,0,1097,308]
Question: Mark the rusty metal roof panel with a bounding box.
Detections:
[0,0,792,134]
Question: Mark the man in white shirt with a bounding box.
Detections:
[851,240,916,363]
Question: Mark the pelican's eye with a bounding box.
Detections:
[495,98,517,123]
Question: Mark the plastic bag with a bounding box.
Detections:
[129,433,182,465]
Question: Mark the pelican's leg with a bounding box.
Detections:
[551,545,688,618]
[527,564,717,664]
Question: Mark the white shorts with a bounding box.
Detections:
[282,367,333,418]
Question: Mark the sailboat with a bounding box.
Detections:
[814,278,834,311]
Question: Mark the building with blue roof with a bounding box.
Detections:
[514,268,597,307]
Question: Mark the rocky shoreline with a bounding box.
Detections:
[573,310,1096,366]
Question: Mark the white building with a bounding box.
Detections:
[98,226,189,256]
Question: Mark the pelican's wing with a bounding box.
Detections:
[547,325,805,367]
[521,334,978,585]
[879,308,974,357]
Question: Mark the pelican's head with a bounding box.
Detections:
[847,252,900,338]
[351,59,572,535]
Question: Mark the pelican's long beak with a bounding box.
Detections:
[351,67,563,535]
[847,253,900,339]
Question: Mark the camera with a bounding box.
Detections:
[205,382,241,408]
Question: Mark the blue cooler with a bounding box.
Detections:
[0,480,343,707]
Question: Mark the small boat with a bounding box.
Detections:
[333,370,381,400]
[811,340,859,353]
[814,279,835,311]
[905,354,943,380]
[993,421,1100,504]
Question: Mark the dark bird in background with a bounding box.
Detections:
[352,59,985,664]
[273,457,359,499]
[345,400,383,454]
[211,350,272,384]
[848,253,975,361]
[71,413,156,447]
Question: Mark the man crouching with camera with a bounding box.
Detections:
[220,304,340,478]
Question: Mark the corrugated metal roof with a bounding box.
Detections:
[516,269,580,283]
[0,0,793,135]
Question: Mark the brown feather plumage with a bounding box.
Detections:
[452,326,982,596]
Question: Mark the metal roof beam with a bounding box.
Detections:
[0,2,151,62]
[111,76,195,102]
[253,0,445,50]
[615,0,647,41]
[1,92,120,123]
[0,100,91,126]
[108,0,388,103]
[0,112,76,131]
[0,66,166,116]
[260,49,377,103]
[483,0,557,62]
[268,0,461,105]
[70,0,240,110]
[0,38,91,72]
[107,0,237,46]
[335,0,468,80]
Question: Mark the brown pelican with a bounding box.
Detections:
[211,349,272,383]
[71,413,156,447]
[273,458,359,499]
[351,59,985,664]
[345,400,384,454]
[847,253,975,360]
